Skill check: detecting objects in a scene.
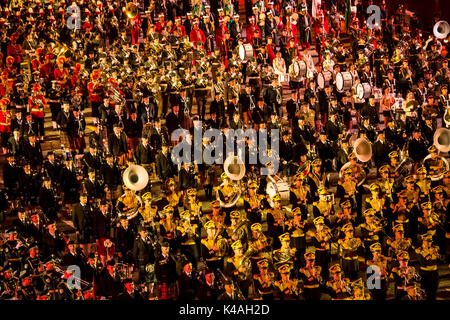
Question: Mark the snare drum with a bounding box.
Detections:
[280,74,290,83]
[373,88,382,100]
[336,72,354,92]
[357,83,372,99]
[239,43,254,61]
[317,71,332,89]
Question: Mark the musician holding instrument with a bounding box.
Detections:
[176,210,200,268]
[252,258,275,300]
[200,221,228,271]
[326,264,352,300]
[423,145,447,186]
[274,263,302,300]
[272,233,296,270]
[347,278,371,300]
[307,159,330,202]
[415,232,440,300]
[28,83,47,140]
[338,223,364,281]
[312,187,335,219]
[247,223,272,274]
[224,240,252,298]
[359,209,385,259]
[243,181,262,225]
[226,210,249,246]
[298,251,322,300]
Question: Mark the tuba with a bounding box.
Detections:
[339,137,372,186]
[353,137,372,162]
[422,128,450,181]
[123,165,149,191]
[433,21,450,39]
[216,156,245,208]
[433,127,450,153]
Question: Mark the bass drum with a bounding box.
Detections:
[317,71,332,89]
[336,71,353,92]
[239,43,254,61]
[290,60,307,78]
[357,83,372,99]
[266,176,290,205]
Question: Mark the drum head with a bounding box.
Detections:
[239,45,245,60]
[266,181,277,199]
[357,83,364,100]
[317,73,325,88]
[336,73,344,91]
[293,62,300,75]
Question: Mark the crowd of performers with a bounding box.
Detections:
[0,0,449,300]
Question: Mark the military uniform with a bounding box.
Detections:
[415,233,440,300]
[252,259,275,300]
[274,264,301,300]
[326,264,351,300]
[298,252,322,300]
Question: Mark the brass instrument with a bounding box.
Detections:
[54,264,91,288]
[216,156,245,208]
[125,2,138,19]
[421,128,450,180]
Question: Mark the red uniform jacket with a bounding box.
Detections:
[246,24,261,44]
[190,28,206,45]
[28,94,47,118]
[54,68,69,88]
[173,25,186,37]
[0,110,11,133]
[88,81,103,103]
[155,21,166,33]
[215,24,229,50]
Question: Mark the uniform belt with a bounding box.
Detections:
[8,258,21,261]
[420,266,437,271]
[181,241,196,246]
[304,284,320,289]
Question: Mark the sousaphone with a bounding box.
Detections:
[339,137,372,186]
[422,128,450,181]
[216,156,245,208]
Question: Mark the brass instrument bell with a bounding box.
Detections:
[125,2,138,19]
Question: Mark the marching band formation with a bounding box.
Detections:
[0,0,449,301]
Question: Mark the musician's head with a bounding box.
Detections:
[161,242,170,255]
[342,223,354,238]
[272,194,281,208]
[319,132,327,142]
[398,190,408,203]
[397,251,409,267]
[412,129,421,140]
[28,134,36,144]
[387,69,394,80]
[432,186,444,200]
[231,240,243,257]
[183,261,192,274]
[22,276,32,287]
[80,193,88,205]
[23,162,31,173]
